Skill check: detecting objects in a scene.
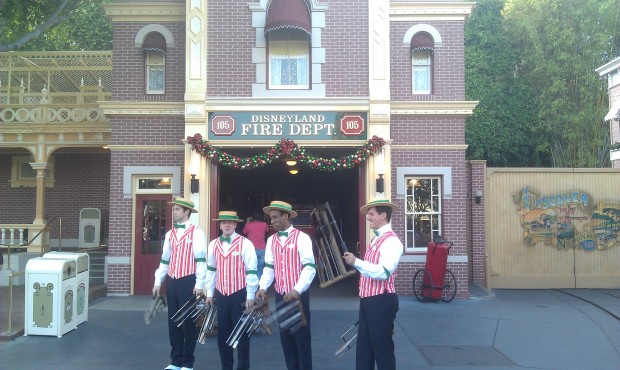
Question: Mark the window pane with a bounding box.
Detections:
[148,67,164,92]
[404,176,442,250]
[413,66,430,92]
[269,34,309,88]
[138,178,171,190]
[412,50,431,64]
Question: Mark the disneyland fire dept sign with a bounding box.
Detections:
[208,112,367,140]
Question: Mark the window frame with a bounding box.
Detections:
[145,51,165,95]
[267,30,311,90]
[404,176,443,252]
[411,49,433,95]
[10,155,55,188]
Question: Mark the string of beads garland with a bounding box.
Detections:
[186,133,386,171]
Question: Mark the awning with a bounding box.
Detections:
[264,0,311,36]
[142,33,167,54]
[411,32,434,51]
[604,100,620,121]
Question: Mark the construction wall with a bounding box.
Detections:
[485,168,620,288]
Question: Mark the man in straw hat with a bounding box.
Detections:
[153,197,207,370]
[257,200,316,370]
[205,210,258,370]
[344,198,404,370]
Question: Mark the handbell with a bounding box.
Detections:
[334,321,359,359]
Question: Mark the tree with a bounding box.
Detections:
[465,0,547,166]
[503,0,619,167]
[0,0,112,52]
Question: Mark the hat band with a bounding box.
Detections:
[369,199,391,206]
[271,202,292,211]
[218,215,240,220]
[175,199,194,209]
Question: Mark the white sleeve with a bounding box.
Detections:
[259,235,275,290]
[153,230,172,287]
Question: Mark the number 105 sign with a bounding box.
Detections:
[208,112,367,141]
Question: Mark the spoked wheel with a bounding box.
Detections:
[413,269,433,302]
[441,269,457,302]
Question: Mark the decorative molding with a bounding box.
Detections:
[99,101,184,116]
[396,166,453,199]
[103,3,185,22]
[135,24,175,47]
[403,24,442,47]
[123,166,181,198]
[204,98,370,111]
[109,145,184,152]
[392,145,467,150]
[391,101,479,115]
[390,2,476,21]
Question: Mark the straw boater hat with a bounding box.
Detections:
[168,197,197,213]
[263,200,298,218]
[213,210,243,222]
[360,197,398,214]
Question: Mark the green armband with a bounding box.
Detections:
[246,270,257,275]
[303,263,316,269]
[207,265,216,272]
[161,259,169,265]
[383,266,391,279]
[265,263,274,269]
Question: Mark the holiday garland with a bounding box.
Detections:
[186,133,386,171]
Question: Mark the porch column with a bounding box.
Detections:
[30,162,48,225]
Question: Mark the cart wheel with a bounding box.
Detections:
[413,269,433,303]
[441,269,457,302]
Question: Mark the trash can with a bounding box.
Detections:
[25,257,77,337]
[43,251,89,325]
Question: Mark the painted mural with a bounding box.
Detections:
[513,187,619,251]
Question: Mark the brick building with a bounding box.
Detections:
[1,0,484,297]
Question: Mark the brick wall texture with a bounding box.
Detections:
[0,152,110,239]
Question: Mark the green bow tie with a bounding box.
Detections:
[220,235,231,243]
[373,230,380,236]
[277,231,289,237]
[173,224,186,229]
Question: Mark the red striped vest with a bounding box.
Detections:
[359,231,397,298]
[168,225,197,279]
[272,229,302,295]
[214,236,246,296]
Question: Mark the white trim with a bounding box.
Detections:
[106,256,130,265]
[123,166,181,199]
[604,98,620,121]
[400,254,468,263]
[402,24,442,47]
[134,24,175,48]
[396,167,452,199]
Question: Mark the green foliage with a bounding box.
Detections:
[465,0,548,166]
[500,0,617,167]
[0,0,112,51]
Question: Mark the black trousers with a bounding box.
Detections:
[166,274,198,368]
[215,288,250,370]
[356,293,399,370]
[275,291,312,370]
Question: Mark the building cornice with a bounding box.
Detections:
[204,98,370,112]
[391,101,479,116]
[390,2,477,21]
[108,145,184,152]
[596,56,620,76]
[392,145,468,150]
[103,3,185,22]
[99,101,184,116]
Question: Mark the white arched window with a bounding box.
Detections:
[411,32,434,94]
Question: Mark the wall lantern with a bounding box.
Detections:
[376,174,385,193]
[475,190,483,204]
[188,164,199,194]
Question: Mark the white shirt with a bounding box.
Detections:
[205,232,259,300]
[353,224,403,280]
[153,220,207,290]
[259,225,316,294]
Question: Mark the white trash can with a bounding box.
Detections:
[25,257,77,337]
[43,252,90,325]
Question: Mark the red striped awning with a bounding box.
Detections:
[264,0,311,36]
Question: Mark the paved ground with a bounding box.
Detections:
[1,281,619,369]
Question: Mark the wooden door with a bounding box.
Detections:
[134,194,172,295]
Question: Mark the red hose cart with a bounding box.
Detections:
[412,237,457,302]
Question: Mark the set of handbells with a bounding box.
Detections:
[151,296,308,347]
